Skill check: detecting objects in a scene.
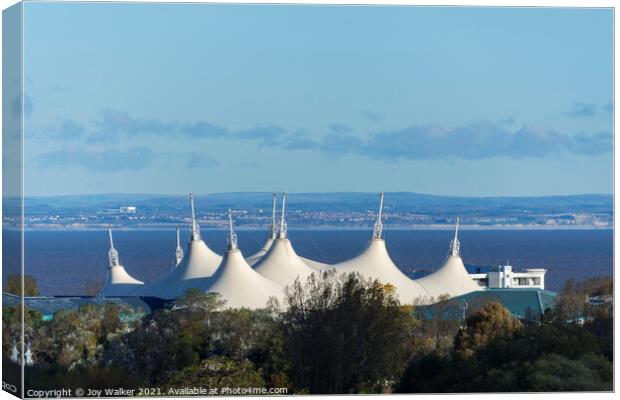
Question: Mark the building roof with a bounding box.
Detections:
[142,238,222,299]
[415,255,482,299]
[414,219,481,299]
[101,228,144,297]
[139,194,223,299]
[251,193,318,286]
[200,209,284,309]
[333,238,430,303]
[329,194,430,304]
[253,237,317,286]
[418,288,558,322]
[202,248,284,309]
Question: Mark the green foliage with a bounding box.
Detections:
[413,294,461,354]
[9,276,613,394]
[34,303,130,368]
[165,356,265,389]
[25,364,145,391]
[110,308,207,383]
[551,276,613,325]
[279,271,418,394]
[396,308,613,393]
[2,305,43,360]
[5,273,40,296]
[524,353,612,391]
[175,288,226,313]
[454,302,521,358]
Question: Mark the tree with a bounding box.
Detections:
[34,303,131,368]
[279,271,418,394]
[174,289,225,328]
[5,274,39,296]
[551,279,586,324]
[165,356,265,390]
[453,301,521,358]
[414,294,461,354]
[524,353,612,391]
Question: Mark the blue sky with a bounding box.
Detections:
[20,3,613,196]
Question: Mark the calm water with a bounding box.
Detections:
[2,229,613,295]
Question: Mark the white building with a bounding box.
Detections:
[119,206,136,214]
[469,265,546,289]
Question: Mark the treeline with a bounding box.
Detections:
[2,272,613,394]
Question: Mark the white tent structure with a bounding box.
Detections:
[246,193,329,271]
[101,228,144,297]
[253,193,317,287]
[414,219,481,299]
[143,193,222,299]
[331,193,430,304]
[246,193,279,266]
[201,210,283,309]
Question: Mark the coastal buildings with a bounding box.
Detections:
[55,193,557,313]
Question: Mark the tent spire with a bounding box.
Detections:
[227,209,238,250]
[175,225,184,265]
[278,192,288,239]
[189,193,201,241]
[450,217,461,257]
[372,192,385,239]
[269,192,278,239]
[108,226,120,268]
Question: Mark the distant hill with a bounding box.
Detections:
[22,192,612,216]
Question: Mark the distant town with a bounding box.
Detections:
[5,192,612,230]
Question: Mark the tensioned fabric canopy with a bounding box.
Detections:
[252,193,317,287]
[101,228,144,297]
[415,219,481,299]
[200,209,284,309]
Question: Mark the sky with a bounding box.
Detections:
[19,3,613,196]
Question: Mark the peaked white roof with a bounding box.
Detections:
[201,210,283,309]
[252,193,317,286]
[331,193,429,304]
[102,266,144,296]
[203,248,283,309]
[141,194,222,299]
[253,238,316,286]
[101,229,144,297]
[144,239,222,299]
[414,219,481,299]
[333,238,429,303]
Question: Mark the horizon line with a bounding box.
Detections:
[18,191,614,199]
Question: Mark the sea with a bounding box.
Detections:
[2,229,614,296]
